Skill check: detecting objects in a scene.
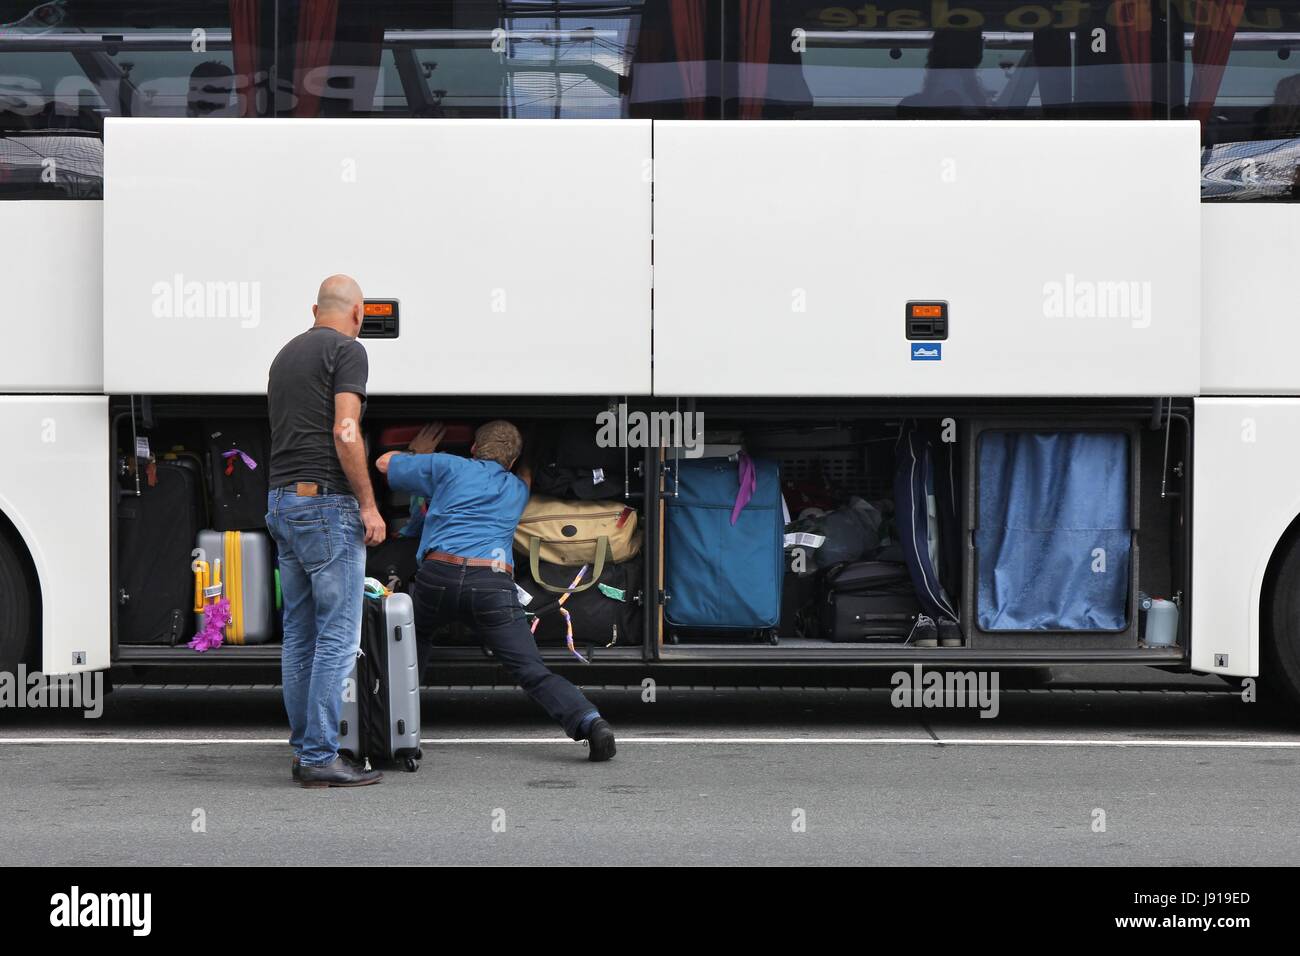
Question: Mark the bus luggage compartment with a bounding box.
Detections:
[657,400,1189,660]
[109,397,1189,669]
[109,400,656,668]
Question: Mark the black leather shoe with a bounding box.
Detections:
[298,755,383,788]
[585,718,616,762]
[291,756,301,782]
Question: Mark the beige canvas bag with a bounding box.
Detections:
[513,496,643,593]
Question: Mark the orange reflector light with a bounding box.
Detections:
[364,302,393,316]
[911,304,944,318]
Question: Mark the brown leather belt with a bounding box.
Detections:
[282,482,350,498]
[424,550,513,574]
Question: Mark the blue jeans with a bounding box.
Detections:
[265,490,365,767]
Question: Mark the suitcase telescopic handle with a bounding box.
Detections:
[529,536,608,594]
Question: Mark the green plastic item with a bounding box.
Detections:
[274,568,282,611]
[596,583,626,602]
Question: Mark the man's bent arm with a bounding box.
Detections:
[334,392,377,512]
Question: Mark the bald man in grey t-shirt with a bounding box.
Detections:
[265,275,386,789]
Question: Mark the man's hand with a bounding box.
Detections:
[408,422,445,455]
[375,450,397,475]
[360,506,386,546]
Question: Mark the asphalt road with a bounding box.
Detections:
[1,667,1298,866]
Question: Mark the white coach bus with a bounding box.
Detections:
[2,1,1300,704]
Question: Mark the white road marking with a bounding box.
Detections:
[1,735,1299,748]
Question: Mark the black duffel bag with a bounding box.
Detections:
[516,553,645,649]
[530,426,627,500]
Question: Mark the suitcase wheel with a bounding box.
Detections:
[403,756,421,773]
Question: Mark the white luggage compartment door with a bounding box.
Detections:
[653,121,1201,397]
[0,396,110,674]
[103,118,651,395]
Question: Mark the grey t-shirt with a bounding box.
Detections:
[267,326,369,492]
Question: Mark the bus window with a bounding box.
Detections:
[278,0,721,120]
[720,0,1167,120]
[1181,1,1300,201]
[0,0,267,199]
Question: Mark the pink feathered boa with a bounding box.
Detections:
[188,598,230,652]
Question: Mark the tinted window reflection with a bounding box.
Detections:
[0,0,268,198]
[727,1,1165,119]
[6,0,1300,204]
[1179,0,1300,201]
[280,1,721,119]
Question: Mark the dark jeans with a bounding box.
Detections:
[411,559,598,740]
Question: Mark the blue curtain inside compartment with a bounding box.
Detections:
[976,431,1131,631]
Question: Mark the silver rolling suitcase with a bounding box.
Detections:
[339,592,423,772]
[194,529,275,645]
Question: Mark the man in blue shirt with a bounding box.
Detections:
[377,420,616,761]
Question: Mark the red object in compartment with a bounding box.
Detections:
[377,423,475,450]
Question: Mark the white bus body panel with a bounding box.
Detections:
[0,202,103,392]
[1202,204,1300,396]
[102,118,652,395]
[0,396,110,675]
[653,121,1201,398]
[1192,398,1300,678]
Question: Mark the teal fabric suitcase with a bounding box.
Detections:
[665,456,783,630]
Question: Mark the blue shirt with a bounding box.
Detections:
[386,452,528,562]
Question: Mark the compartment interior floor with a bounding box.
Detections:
[669,636,907,649]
